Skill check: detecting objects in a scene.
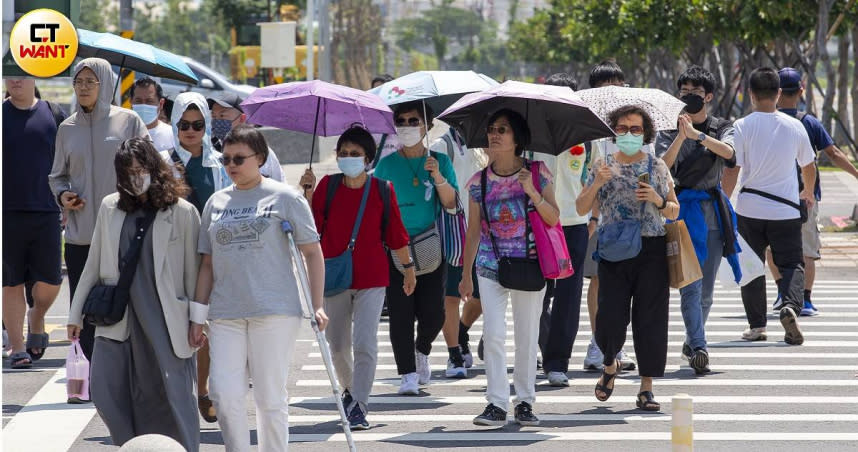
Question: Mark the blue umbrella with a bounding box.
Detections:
[76,29,198,85]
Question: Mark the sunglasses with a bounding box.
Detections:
[614,125,644,136]
[219,153,255,166]
[178,120,205,131]
[395,117,422,127]
[486,125,510,135]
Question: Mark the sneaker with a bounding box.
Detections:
[461,344,474,369]
[617,349,636,371]
[780,307,804,345]
[445,358,467,378]
[689,348,710,375]
[398,373,419,395]
[536,356,543,371]
[514,401,540,426]
[473,403,507,426]
[547,371,569,387]
[800,300,819,317]
[741,327,767,341]
[415,351,431,385]
[347,403,370,430]
[772,293,785,311]
[583,340,604,371]
[342,389,353,411]
[680,343,693,362]
[477,336,484,361]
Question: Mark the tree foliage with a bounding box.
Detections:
[395,0,489,69]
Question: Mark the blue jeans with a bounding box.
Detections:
[679,230,723,351]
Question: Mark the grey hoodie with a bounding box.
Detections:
[49,58,148,245]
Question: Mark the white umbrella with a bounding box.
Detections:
[576,85,686,131]
[368,70,499,114]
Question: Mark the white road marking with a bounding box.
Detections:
[287,432,858,442]
[295,378,858,387]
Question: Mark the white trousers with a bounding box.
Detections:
[478,276,544,413]
[208,315,301,452]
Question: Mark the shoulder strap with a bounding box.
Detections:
[170,150,201,210]
[479,168,501,259]
[45,101,65,128]
[116,210,158,290]
[371,134,387,168]
[441,134,455,162]
[323,173,345,231]
[739,187,802,210]
[376,177,391,237]
[346,179,373,251]
[640,154,653,217]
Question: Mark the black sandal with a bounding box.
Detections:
[636,391,661,411]
[594,360,620,402]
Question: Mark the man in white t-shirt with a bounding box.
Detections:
[725,67,815,346]
[130,77,174,152]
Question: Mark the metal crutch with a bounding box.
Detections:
[281,220,357,452]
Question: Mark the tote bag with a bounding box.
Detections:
[526,161,574,279]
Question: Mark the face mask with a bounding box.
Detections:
[680,93,705,114]
[337,157,367,178]
[615,134,644,156]
[396,126,424,147]
[132,104,159,125]
[211,118,233,142]
[130,172,151,196]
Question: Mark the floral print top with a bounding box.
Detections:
[586,153,672,237]
[467,160,553,281]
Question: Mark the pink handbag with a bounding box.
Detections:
[527,161,574,279]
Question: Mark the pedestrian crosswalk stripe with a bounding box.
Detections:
[287,432,858,442]
[289,395,858,405]
[377,321,858,330]
[300,364,858,371]
[294,378,858,387]
[308,351,858,359]
[287,413,858,423]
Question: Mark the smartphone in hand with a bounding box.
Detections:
[638,173,650,185]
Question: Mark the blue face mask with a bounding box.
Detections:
[211,118,234,142]
[615,133,644,156]
[132,104,159,125]
[337,157,366,177]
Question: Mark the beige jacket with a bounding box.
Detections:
[68,193,201,359]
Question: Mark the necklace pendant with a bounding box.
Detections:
[413,177,419,187]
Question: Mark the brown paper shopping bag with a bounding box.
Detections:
[665,220,703,289]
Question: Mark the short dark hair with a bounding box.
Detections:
[222,124,268,166]
[129,77,164,100]
[544,72,578,90]
[677,65,716,94]
[115,137,188,212]
[589,60,625,88]
[393,100,434,130]
[608,105,656,144]
[372,74,394,86]
[337,126,377,164]
[749,67,781,101]
[487,108,530,156]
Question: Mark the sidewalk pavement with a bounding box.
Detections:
[819,232,858,268]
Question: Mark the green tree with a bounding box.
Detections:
[77,0,116,31]
[395,0,488,69]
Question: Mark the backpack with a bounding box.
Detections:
[324,174,392,238]
[787,110,819,198]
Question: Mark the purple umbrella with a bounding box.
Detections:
[241,80,396,166]
[437,80,615,155]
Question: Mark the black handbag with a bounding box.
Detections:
[480,168,545,292]
[82,210,157,326]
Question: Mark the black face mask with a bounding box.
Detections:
[680,93,705,114]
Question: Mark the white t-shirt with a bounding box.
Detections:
[147,121,174,152]
[261,146,284,182]
[733,111,815,220]
[371,133,400,167]
[429,131,485,222]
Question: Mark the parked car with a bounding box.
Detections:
[159,57,255,102]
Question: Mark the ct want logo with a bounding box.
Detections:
[10,9,79,77]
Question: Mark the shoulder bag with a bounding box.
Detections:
[526,161,574,279]
[597,154,652,263]
[321,175,372,297]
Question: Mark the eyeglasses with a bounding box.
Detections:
[679,88,706,96]
[614,125,644,136]
[219,153,255,166]
[178,120,205,131]
[72,79,100,89]
[337,150,366,158]
[486,125,510,135]
[395,117,422,127]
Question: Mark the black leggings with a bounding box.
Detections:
[65,243,95,361]
[595,236,669,378]
[386,257,447,375]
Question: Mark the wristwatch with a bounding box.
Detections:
[402,261,415,269]
[696,132,707,144]
[657,196,668,210]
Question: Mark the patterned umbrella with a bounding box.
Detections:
[575,85,686,131]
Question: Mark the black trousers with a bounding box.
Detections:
[596,236,669,378]
[65,243,95,361]
[539,224,588,373]
[386,257,447,375]
[737,215,804,328]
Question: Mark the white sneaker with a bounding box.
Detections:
[445,358,467,378]
[583,340,604,371]
[462,351,474,369]
[415,351,431,385]
[616,349,636,371]
[398,373,419,395]
[741,327,767,341]
[547,371,569,387]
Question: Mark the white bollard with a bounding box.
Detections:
[672,393,693,452]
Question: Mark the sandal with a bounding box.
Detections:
[594,360,620,402]
[636,391,661,411]
[198,394,218,423]
[26,332,49,362]
[10,351,33,369]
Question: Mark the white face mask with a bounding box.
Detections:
[130,172,151,196]
[395,126,424,147]
[132,104,159,125]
